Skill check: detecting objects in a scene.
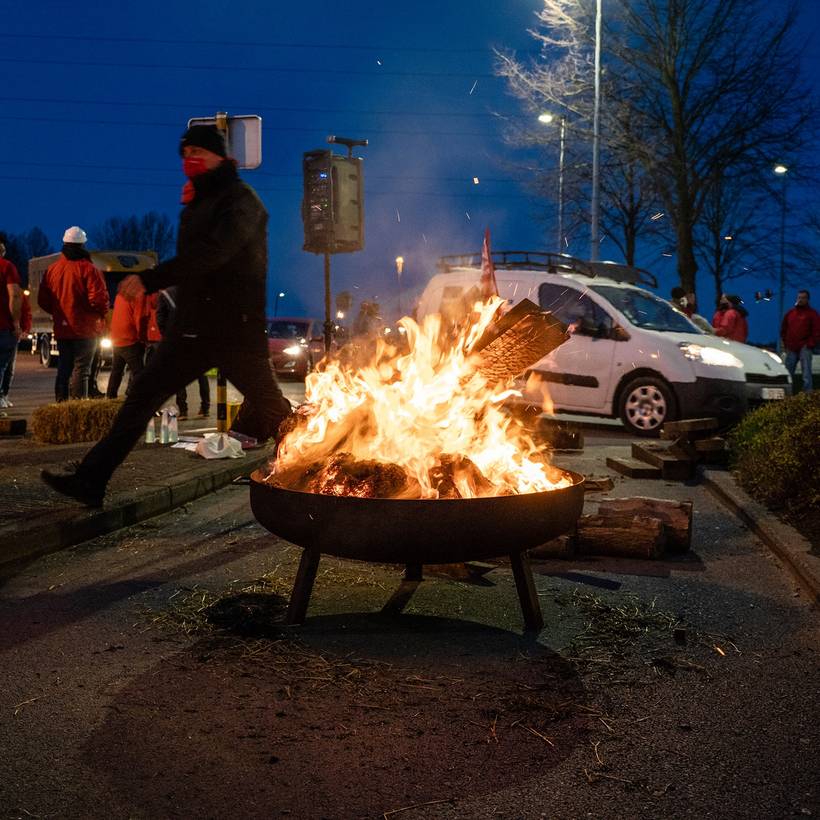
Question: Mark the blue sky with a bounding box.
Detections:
[2,0,818,343]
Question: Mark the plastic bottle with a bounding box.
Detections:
[167,404,179,444]
[145,413,157,444]
[160,407,170,444]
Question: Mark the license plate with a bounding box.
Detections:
[761,387,785,400]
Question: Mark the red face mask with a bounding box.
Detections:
[182,156,210,178]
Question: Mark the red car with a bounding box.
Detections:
[267,317,325,379]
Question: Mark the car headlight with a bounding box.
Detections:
[100,337,113,349]
[283,345,304,356]
[763,349,782,364]
[678,342,743,368]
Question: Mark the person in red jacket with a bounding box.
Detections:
[712,294,748,343]
[37,226,109,401]
[105,292,149,399]
[780,289,820,393]
[0,236,23,409]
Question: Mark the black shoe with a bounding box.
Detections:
[41,466,105,508]
[197,406,210,418]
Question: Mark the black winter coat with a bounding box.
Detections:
[140,161,268,346]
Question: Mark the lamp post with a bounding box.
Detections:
[274,291,285,317]
[395,256,404,316]
[773,163,788,353]
[590,0,602,261]
[538,113,566,251]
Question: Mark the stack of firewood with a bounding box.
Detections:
[530,496,693,560]
[606,417,727,480]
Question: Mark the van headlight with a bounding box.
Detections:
[283,345,304,356]
[678,342,743,368]
[100,337,113,350]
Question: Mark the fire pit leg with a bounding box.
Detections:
[286,548,321,625]
[380,564,424,617]
[509,552,544,632]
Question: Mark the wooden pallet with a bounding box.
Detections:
[606,456,662,479]
[631,441,695,481]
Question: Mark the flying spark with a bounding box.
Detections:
[473,177,480,185]
[465,212,471,221]
[469,80,478,95]
[396,209,401,223]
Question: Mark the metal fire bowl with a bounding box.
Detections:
[249,469,585,565]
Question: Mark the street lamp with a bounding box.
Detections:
[395,256,404,316]
[274,291,285,317]
[590,0,602,262]
[773,163,788,352]
[538,113,566,252]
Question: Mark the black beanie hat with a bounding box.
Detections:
[179,125,227,158]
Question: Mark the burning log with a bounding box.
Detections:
[469,298,569,384]
[429,454,499,498]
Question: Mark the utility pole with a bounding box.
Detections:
[590,0,602,261]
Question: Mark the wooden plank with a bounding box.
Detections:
[576,513,666,559]
[0,417,26,436]
[694,436,727,453]
[597,496,693,553]
[631,441,694,481]
[661,417,718,439]
[529,535,575,560]
[606,456,662,479]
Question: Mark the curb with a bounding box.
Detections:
[0,450,272,572]
[701,467,820,605]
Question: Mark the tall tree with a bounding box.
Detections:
[496,1,665,264]
[0,226,55,286]
[498,0,817,295]
[610,0,816,294]
[90,211,175,261]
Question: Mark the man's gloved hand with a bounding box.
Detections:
[119,274,146,301]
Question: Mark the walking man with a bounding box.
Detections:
[780,289,820,393]
[37,227,109,401]
[42,125,291,506]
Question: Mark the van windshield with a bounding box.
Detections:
[589,285,701,333]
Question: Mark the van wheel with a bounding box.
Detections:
[39,337,57,368]
[618,376,675,437]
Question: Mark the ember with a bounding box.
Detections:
[266,298,572,499]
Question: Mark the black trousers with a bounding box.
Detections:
[55,337,97,401]
[106,343,146,399]
[77,335,291,488]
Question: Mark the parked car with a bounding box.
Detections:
[267,317,325,379]
[416,252,792,436]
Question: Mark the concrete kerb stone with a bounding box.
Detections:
[0,449,273,572]
[701,467,820,605]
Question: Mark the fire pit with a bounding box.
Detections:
[250,469,584,630]
[250,295,582,630]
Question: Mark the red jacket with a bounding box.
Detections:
[0,257,21,331]
[20,292,32,335]
[781,305,820,353]
[712,308,748,343]
[109,292,150,348]
[38,256,109,340]
[144,293,163,343]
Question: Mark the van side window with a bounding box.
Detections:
[538,283,613,337]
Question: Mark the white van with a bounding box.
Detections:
[417,252,791,436]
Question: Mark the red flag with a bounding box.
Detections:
[480,228,499,299]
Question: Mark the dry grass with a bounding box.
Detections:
[30,398,123,444]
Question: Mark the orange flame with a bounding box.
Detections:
[273,298,569,498]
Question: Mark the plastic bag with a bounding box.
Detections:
[195,432,246,460]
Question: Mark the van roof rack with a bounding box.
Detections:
[436,250,657,289]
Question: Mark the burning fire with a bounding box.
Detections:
[269,298,570,499]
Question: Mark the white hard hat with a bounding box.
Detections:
[63,226,87,244]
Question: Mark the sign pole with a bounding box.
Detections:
[323,252,333,355]
[215,112,230,435]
